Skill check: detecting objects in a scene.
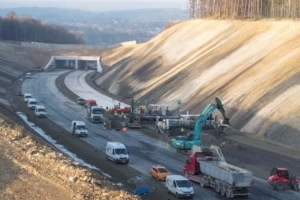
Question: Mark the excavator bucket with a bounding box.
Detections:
[215,98,230,125]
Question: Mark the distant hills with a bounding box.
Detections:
[0,7,188,22]
[0,7,188,44]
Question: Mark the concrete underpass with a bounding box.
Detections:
[45,56,102,72]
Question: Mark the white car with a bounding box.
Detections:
[24,93,32,102]
[27,98,37,110]
[26,72,32,79]
[35,105,47,117]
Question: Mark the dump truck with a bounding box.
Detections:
[183,145,254,199]
[84,99,97,107]
[87,105,104,123]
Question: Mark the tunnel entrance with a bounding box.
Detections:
[45,56,102,72]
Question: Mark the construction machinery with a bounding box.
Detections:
[268,167,300,191]
[87,105,104,123]
[171,97,229,151]
[126,98,142,128]
[183,145,254,198]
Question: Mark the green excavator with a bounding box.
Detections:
[171,97,230,151]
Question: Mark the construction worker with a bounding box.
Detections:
[106,106,109,113]
[114,111,117,117]
[181,127,185,133]
[122,126,127,133]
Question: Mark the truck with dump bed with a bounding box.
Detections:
[84,99,97,108]
[87,105,104,123]
[183,145,254,199]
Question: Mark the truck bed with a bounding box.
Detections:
[197,158,253,187]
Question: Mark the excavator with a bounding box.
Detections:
[171,98,230,151]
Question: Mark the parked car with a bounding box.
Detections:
[77,97,86,105]
[150,165,170,181]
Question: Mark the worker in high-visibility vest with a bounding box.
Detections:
[122,126,127,133]
[181,127,185,133]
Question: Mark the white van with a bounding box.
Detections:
[27,98,37,110]
[24,93,32,102]
[166,175,194,199]
[71,121,88,137]
[106,142,129,164]
[26,72,32,79]
[35,105,47,117]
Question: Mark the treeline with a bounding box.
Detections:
[0,12,84,44]
[188,0,300,19]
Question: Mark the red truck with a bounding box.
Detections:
[84,99,97,107]
[183,145,253,199]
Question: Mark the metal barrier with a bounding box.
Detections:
[127,175,154,195]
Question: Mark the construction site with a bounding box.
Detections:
[1,18,300,200]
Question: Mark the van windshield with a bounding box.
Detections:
[115,149,127,155]
[77,125,86,130]
[176,180,192,188]
[26,96,32,98]
[38,109,45,112]
[30,102,37,105]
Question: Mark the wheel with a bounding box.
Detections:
[275,182,285,190]
[200,178,205,188]
[293,182,300,191]
[215,183,221,193]
[226,188,232,199]
[220,186,226,196]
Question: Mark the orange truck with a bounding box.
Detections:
[84,99,97,107]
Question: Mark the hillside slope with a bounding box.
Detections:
[97,19,300,149]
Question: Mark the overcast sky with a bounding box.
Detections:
[0,0,187,12]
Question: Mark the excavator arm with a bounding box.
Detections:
[194,98,230,144]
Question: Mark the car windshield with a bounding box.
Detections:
[92,109,103,114]
[38,109,45,112]
[176,180,192,188]
[30,102,37,105]
[158,168,169,173]
[26,96,32,98]
[115,149,127,155]
[77,125,86,130]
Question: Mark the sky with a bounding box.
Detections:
[0,0,187,12]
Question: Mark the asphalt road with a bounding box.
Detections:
[21,70,300,200]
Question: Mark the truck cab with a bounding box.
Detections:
[87,106,104,123]
[27,98,37,110]
[106,142,129,164]
[71,121,88,137]
[35,105,47,118]
[165,175,194,199]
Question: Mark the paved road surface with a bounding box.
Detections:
[22,71,300,200]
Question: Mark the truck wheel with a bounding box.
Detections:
[215,183,221,193]
[200,178,205,188]
[220,186,226,196]
[275,182,284,190]
[226,188,232,199]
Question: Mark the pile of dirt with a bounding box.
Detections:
[0,115,139,200]
[93,19,300,149]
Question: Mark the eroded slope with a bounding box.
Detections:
[97,19,300,149]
